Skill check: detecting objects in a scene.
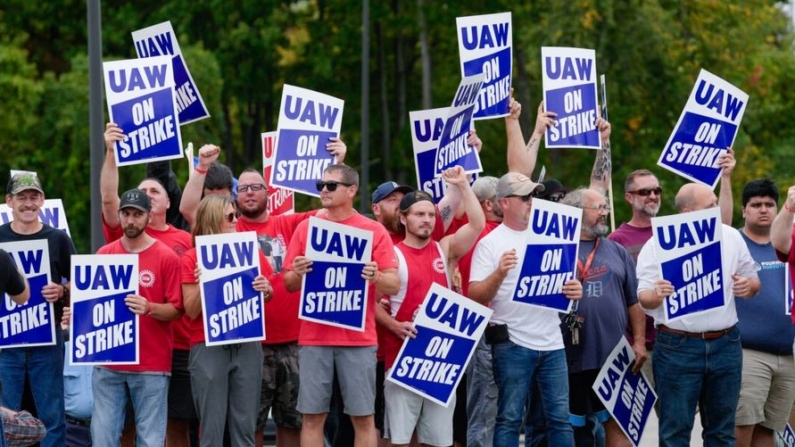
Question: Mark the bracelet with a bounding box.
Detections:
[786,203,795,213]
[194,166,208,175]
[372,271,382,285]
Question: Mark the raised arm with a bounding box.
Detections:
[180,144,220,228]
[772,186,795,256]
[589,117,612,194]
[717,148,736,226]
[441,167,485,264]
[507,100,556,177]
[101,123,123,228]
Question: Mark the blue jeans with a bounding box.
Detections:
[91,367,170,447]
[0,332,65,447]
[467,335,497,447]
[492,341,572,447]
[653,326,742,447]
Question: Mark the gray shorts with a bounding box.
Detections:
[297,345,376,416]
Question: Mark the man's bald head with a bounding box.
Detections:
[674,183,717,212]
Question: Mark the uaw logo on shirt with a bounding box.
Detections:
[139,269,156,288]
[432,257,445,274]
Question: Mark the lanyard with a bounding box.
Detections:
[576,237,601,282]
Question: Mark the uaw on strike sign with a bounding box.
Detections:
[196,231,265,346]
[388,283,492,407]
[70,255,139,365]
[0,240,56,348]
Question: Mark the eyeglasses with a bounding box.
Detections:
[584,204,611,212]
[628,187,662,197]
[507,193,533,202]
[237,184,267,193]
[547,193,567,203]
[316,181,354,192]
[224,212,237,223]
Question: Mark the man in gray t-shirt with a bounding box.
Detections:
[560,188,647,447]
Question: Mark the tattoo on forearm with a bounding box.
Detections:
[526,136,540,153]
[591,141,612,181]
[440,205,453,223]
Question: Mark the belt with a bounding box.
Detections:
[66,416,91,427]
[658,324,734,340]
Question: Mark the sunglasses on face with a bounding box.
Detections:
[237,183,267,193]
[224,212,237,223]
[316,181,354,192]
[507,193,533,202]
[629,187,662,197]
[547,192,567,203]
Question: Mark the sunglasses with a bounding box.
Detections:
[629,187,662,197]
[547,192,567,203]
[237,183,267,193]
[316,181,354,192]
[224,212,237,223]
[507,193,533,202]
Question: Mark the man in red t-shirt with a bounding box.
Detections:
[90,189,183,447]
[284,164,400,447]
[378,167,484,447]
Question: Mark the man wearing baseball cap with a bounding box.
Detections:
[91,188,184,447]
[0,172,77,447]
[469,172,583,447]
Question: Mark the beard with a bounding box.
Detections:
[583,222,608,238]
[123,225,146,239]
[238,199,266,219]
[636,201,660,218]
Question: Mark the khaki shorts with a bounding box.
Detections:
[383,371,455,446]
[735,348,795,431]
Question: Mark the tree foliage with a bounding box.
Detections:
[0,0,793,252]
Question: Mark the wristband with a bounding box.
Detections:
[194,166,208,175]
[786,203,795,213]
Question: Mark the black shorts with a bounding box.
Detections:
[168,349,197,420]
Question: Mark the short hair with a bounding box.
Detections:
[204,163,234,192]
[191,195,235,244]
[239,167,262,178]
[742,179,778,206]
[624,169,655,193]
[559,187,588,208]
[324,164,359,187]
[138,177,167,193]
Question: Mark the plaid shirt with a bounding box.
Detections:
[2,409,46,447]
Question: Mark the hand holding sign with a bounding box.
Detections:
[389,320,418,340]
[648,279,675,308]
[325,137,347,163]
[104,123,125,153]
[731,274,754,298]
[596,116,611,143]
[466,130,482,153]
[534,102,558,138]
[41,282,65,303]
[293,256,313,276]
[717,148,735,177]
[253,275,273,302]
[631,340,648,374]
[124,294,151,315]
[562,279,583,300]
[361,261,379,282]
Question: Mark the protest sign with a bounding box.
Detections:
[658,69,748,188]
[132,21,210,125]
[593,337,657,447]
[541,47,601,149]
[0,199,71,236]
[457,12,512,120]
[410,108,450,204]
[388,282,492,407]
[652,207,725,321]
[779,424,795,447]
[787,264,793,315]
[272,85,344,197]
[103,57,183,166]
[197,231,265,346]
[513,199,581,312]
[0,240,55,348]
[434,74,485,176]
[262,131,294,216]
[70,255,139,365]
[300,217,372,331]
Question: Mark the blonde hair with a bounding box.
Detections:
[191,195,235,244]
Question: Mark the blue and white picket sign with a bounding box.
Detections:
[388,282,492,407]
[593,337,657,447]
[103,57,183,167]
[196,231,265,346]
[411,108,450,204]
[456,12,512,120]
[132,21,210,125]
[0,199,71,237]
[434,74,485,176]
[0,240,55,348]
[658,69,748,188]
[513,199,581,312]
[70,255,139,365]
[262,131,295,216]
[300,217,372,331]
[778,424,795,447]
[786,264,793,316]
[272,85,345,197]
[651,207,725,322]
[541,47,601,149]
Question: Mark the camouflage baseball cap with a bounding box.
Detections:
[7,173,44,195]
